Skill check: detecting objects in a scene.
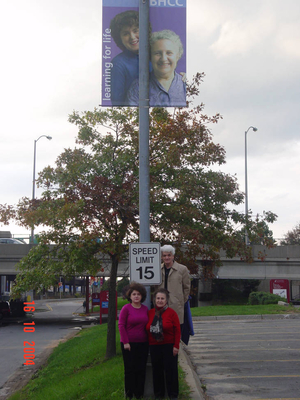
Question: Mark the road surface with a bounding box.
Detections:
[0,299,95,396]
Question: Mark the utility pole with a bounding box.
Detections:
[139,0,150,244]
[244,126,258,245]
[139,0,151,309]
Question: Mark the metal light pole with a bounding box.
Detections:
[139,0,150,243]
[139,0,151,309]
[245,126,258,245]
[30,135,52,244]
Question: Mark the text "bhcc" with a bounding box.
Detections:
[150,0,184,6]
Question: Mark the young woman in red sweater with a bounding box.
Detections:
[146,288,181,400]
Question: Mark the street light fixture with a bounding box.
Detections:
[30,135,52,244]
[245,126,258,245]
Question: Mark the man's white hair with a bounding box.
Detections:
[161,245,175,255]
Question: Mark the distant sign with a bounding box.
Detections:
[270,279,290,303]
[130,242,161,285]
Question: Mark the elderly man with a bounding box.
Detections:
[157,245,190,325]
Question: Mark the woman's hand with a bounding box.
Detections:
[124,343,131,351]
[173,347,179,356]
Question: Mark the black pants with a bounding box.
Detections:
[150,343,179,399]
[121,342,149,399]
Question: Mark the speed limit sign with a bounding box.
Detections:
[129,243,161,285]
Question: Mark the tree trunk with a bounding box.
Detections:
[85,276,89,314]
[106,254,118,359]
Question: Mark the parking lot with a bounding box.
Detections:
[186,315,300,400]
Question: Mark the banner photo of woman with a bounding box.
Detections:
[101,0,186,107]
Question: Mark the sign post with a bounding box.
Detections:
[99,290,118,324]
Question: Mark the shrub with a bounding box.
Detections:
[248,291,287,305]
[248,292,259,305]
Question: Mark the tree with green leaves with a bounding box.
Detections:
[237,211,277,247]
[0,73,277,358]
[280,222,300,245]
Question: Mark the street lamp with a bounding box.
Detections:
[30,135,52,244]
[245,126,258,245]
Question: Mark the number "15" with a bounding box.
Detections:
[136,266,154,280]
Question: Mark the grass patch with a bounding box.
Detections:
[9,324,124,400]
[9,323,191,400]
[178,365,192,399]
[191,303,300,317]
[117,298,128,310]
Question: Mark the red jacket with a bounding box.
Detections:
[146,307,181,349]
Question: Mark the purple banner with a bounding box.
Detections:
[101,0,186,107]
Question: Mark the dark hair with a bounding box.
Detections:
[153,288,170,303]
[110,10,139,51]
[126,282,147,303]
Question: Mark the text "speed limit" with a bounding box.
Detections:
[129,243,161,285]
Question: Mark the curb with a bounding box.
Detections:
[192,313,300,321]
[179,344,206,400]
[33,298,85,303]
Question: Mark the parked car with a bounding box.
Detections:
[0,238,25,244]
[0,301,11,319]
[10,299,25,317]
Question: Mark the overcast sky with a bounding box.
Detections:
[0,0,299,241]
